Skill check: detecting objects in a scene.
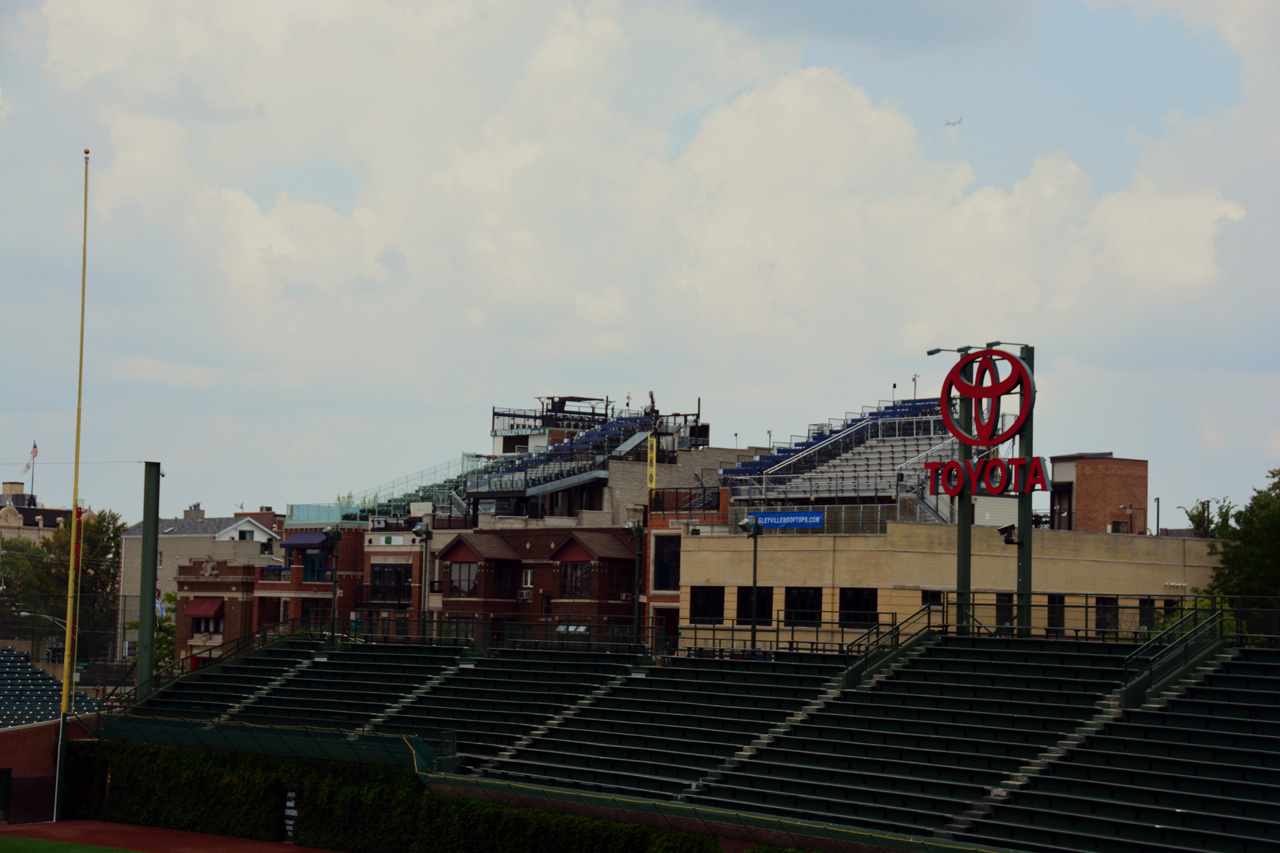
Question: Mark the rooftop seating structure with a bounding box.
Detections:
[685,636,1135,836]
[382,648,639,765]
[485,654,845,800]
[720,399,951,503]
[962,647,1280,853]
[0,646,101,727]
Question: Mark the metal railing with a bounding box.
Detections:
[679,609,905,655]
[1120,605,1227,706]
[842,605,936,685]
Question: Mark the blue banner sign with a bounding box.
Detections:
[748,512,825,529]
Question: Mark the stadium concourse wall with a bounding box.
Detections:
[0,714,97,823]
[674,521,1218,646]
[65,740,1027,853]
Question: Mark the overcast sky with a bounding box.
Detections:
[2,0,1277,526]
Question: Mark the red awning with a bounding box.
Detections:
[186,597,224,618]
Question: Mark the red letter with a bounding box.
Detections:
[924,461,942,495]
[963,460,982,494]
[983,458,1009,495]
[942,461,962,497]
[1025,456,1050,492]
[1007,457,1027,492]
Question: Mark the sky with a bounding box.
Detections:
[1,0,1277,527]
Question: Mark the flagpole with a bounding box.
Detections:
[55,148,90,823]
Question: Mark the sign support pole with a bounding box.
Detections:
[1016,346,1035,635]
[956,360,974,636]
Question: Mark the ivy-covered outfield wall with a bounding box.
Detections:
[66,742,721,853]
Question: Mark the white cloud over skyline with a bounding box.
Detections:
[1,0,1276,524]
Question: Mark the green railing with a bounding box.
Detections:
[842,605,936,687]
[1119,607,1227,707]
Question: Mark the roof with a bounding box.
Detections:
[7,506,73,529]
[439,528,634,563]
[123,517,242,537]
[549,531,635,562]
[281,531,333,550]
[437,533,522,562]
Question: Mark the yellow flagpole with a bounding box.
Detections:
[55,148,89,823]
[60,149,89,714]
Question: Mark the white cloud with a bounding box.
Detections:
[7,0,1273,520]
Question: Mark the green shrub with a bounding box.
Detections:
[66,742,718,853]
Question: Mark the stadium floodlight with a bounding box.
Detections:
[987,340,1029,349]
[926,348,942,356]
[927,345,978,357]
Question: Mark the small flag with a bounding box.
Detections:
[30,442,37,460]
[156,582,165,618]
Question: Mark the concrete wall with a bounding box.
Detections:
[677,522,1216,632]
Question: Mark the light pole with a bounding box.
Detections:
[737,516,763,650]
[413,521,433,639]
[623,520,644,650]
[988,340,1035,636]
[927,345,976,635]
[323,525,343,643]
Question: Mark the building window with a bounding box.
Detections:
[522,568,534,588]
[690,586,725,625]
[1048,594,1066,637]
[839,588,878,628]
[784,587,823,627]
[560,562,591,598]
[653,536,681,591]
[735,586,773,626]
[449,562,478,597]
[1163,599,1181,620]
[1096,597,1119,633]
[193,617,224,634]
[494,567,518,599]
[303,551,329,583]
[921,590,943,607]
[1112,520,1129,534]
[238,530,253,541]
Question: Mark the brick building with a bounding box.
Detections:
[435,528,640,642]
[1049,453,1149,534]
[173,559,257,657]
[118,505,282,658]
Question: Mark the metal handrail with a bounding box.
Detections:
[1122,606,1211,669]
[763,418,872,475]
[842,605,934,685]
[1120,610,1225,707]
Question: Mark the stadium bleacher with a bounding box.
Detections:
[485,654,845,799]
[99,629,1280,852]
[0,646,101,727]
[962,646,1280,853]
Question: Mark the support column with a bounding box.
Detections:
[1016,346,1035,635]
[137,461,161,699]
[956,361,973,636]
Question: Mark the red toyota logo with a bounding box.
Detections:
[940,349,1035,447]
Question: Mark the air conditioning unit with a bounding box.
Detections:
[517,589,533,601]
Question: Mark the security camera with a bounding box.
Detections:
[997,524,1018,545]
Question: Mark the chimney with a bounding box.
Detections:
[184,502,205,521]
[3,482,23,496]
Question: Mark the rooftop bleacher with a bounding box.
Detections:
[719,398,953,508]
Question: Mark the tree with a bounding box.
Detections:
[1206,469,1280,599]
[7,510,128,662]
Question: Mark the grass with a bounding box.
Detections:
[0,839,140,853]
